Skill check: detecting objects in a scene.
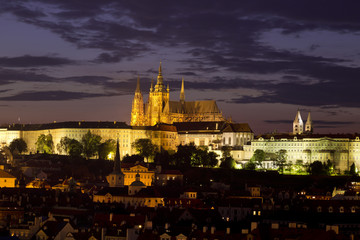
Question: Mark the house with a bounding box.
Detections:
[34,219,75,240]
[0,169,17,188]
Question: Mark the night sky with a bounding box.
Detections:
[1,1,360,134]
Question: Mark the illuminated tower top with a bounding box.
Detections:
[180,77,185,103]
[135,76,141,93]
[305,112,313,133]
[154,62,166,92]
[293,110,304,135]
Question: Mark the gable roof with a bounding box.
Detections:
[0,170,16,179]
[222,123,253,133]
[169,100,221,114]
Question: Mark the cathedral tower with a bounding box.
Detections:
[146,62,170,125]
[130,77,145,126]
[305,112,313,133]
[293,110,303,135]
[180,77,185,104]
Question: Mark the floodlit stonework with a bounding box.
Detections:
[130,63,224,127]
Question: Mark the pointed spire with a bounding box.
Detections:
[293,110,304,135]
[305,112,313,133]
[150,78,154,92]
[135,76,141,93]
[294,110,303,123]
[180,77,185,103]
[113,139,121,173]
[156,62,164,85]
[167,84,169,91]
[306,112,312,123]
[158,61,162,76]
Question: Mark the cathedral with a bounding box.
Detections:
[131,63,224,126]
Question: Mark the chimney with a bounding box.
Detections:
[203,226,207,233]
[211,226,216,234]
[226,227,230,234]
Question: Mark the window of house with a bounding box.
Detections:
[339,206,344,213]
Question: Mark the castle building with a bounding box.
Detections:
[130,63,224,126]
[245,111,360,173]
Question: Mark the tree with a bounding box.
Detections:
[206,151,219,167]
[81,130,102,159]
[220,156,235,169]
[9,138,27,155]
[131,138,157,162]
[309,160,326,175]
[122,154,144,163]
[251,149,265,169]
[350,162,357,176]
[324,159,335,175]
[294,159,306,173]
[170,143,197,168]
[36,134,54,154]
[68,139,83,157]
[98,139,116,160]
[244,160,256,170]
[275,149,287,174]
[57,137,71,154]
[220,146,235,169]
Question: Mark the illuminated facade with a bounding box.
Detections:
[130,63,224,127]
[246,111,357,173]
[248,134,359,172]
[0,122,178,159]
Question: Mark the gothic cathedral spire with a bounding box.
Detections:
[130,77,145,126]
[180,77,185,103]
[293,110,304,135]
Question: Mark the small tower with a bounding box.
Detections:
[130,77,145,126]
[293,110,303,135]
[180,77,185,104]
[305,112,313,133]
[106,139,125,187]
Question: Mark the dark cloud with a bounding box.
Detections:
[315,120,356,126]
[2,0,360,110]
[0,55,75,67]
[265,119,355,126]
[0,91,114,101]
[264,120,292,124]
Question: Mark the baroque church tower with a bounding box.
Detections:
[293,110,304,135]
[106,139,125,187]
[130,77,145,126]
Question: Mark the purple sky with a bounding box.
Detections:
[1,1,360,134]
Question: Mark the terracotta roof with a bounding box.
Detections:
[222,123,253,133]
[0,169,16,179]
